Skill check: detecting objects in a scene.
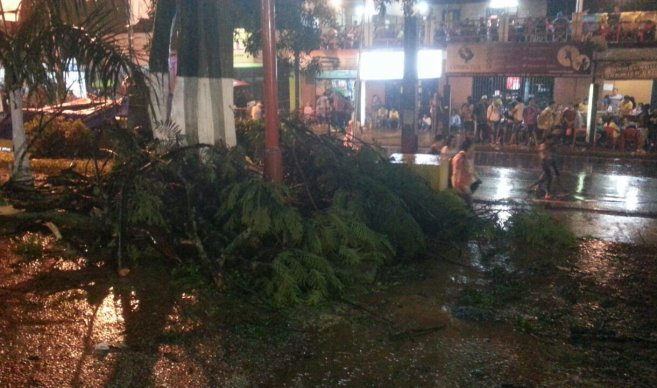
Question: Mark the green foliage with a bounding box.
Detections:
[219,180,304,244]
[30,116,471,308]
[506,210,577,254]
[269,118,471,260]
[267,250,343,306]
[24,116,96,158]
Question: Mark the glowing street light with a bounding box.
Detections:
[0,0,21,23]
[416,2,429,16]
[489,0,519,8]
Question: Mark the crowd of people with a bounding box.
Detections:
[432,10,656,46]
[300,90,355,131]
[599,88,657,152]
[433,14,573,45]
[436,94,657,153]
[321,21,362,50]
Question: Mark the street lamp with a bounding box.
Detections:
[489,0,518,7]
[0,0,21,23]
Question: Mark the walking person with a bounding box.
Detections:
[450,139,480,208]
[460,97,475,138]
[527,135,562,199]
[487,98,503,145]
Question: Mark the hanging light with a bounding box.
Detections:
[0,0,22,22]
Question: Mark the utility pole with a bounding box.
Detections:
[401,5,419,153]
[261,0,283,182]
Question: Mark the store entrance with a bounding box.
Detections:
[473,76,554,107]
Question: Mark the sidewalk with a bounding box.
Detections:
[347,127,657,160]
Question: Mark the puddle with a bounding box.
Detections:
[1,233,657,386]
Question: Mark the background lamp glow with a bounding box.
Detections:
[359,50,442,80]
[489,0,519,7]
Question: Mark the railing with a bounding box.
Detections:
[322,11,657,50]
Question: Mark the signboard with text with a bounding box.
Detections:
[446,43,592,77]
[597,61,657,80]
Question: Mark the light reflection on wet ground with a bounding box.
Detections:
[2,152,657,386]
[473,151,657,245]
[2,236,656,385]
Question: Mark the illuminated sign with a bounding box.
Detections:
[359,49,442,80]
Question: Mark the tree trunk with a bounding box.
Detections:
[9,88,32,184]
[148,0,176,133]
[149,0,236,147]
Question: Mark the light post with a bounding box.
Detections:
[400,3,418,154]
[261,0,283,182]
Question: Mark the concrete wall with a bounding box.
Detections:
[605,80,654,105]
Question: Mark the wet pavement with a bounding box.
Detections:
[2,140,657,386]
[472,150,657,245]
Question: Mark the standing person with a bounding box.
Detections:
[250,101,263,120]
[430,91,444,136]
[474,96,489,143]
[509,97,525,145]
[523,98,540,146]
[487,98,503,144]
[420,114,432,131]
[528,136,561,199]
[460,97,475,138]
[608,88,623,113]
[369,94,382,129]
[316,94,330,126]
[450,139,480,208]
[537,100,557,141]
[331,91,349,130]
[388,107,400,130]
[560,104,577,144]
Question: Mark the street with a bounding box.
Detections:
[473,150,657,245]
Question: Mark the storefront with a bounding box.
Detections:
[358,49,443,127]
[595,48,657,108]
[298,49,359,114]
[445,42,593,109]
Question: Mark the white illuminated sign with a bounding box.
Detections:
[489,0,519,7]
[359,49,442,80]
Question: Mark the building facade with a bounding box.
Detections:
[294,0,657,136]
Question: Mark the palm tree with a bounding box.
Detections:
[0,0,142,185]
